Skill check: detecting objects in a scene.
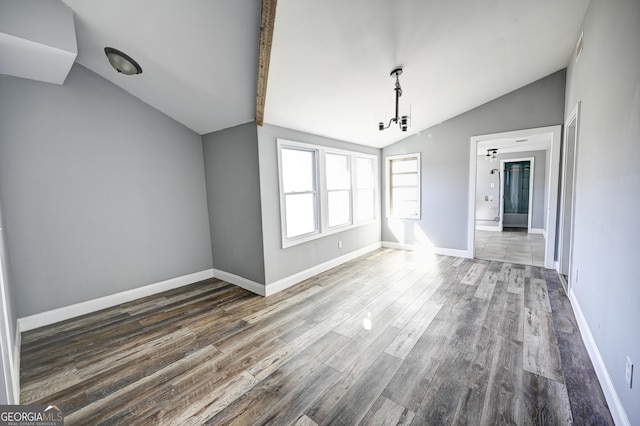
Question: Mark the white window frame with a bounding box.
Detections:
[278,139,379,248]
[354,156,377,223]
[324,151,353,229]
[385,153,421,219]
[278,144,320,243]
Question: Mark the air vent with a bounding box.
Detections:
[575,30,584,62]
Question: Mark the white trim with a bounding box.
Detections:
[211,269,265,296]
[557,102,581,290]
[0,227,17,404]
[569,289,631,426]
[265,242,381,296]
[385,153,421,219]
[18,269,214,332]
[468,126,561,269]
[529,228,545,235]
[12,327,20,403]
[381,241,471,258]
[476,225,501,232]
[382,241,416,251]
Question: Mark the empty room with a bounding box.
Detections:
[0,0,638,425]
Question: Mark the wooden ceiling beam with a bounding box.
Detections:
[256,0,277,126]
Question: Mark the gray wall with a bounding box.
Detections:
[564,1,640,423]
[202,122,265,284]
[257,124,381,284]
[0,64,213,317]
[382,70,566,250]
[476,150,547,230]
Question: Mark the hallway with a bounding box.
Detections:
[475,229,545,267]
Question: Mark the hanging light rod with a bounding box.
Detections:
[378,67,409,132]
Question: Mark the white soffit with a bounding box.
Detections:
[0,0,77,85]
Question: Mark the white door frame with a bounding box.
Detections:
[0,225,17,403]
[499,157,535,232]
[558,102,581,288]
[468,125,562,268]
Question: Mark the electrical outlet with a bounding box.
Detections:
[626,357,634,388]
[338,240,343,249]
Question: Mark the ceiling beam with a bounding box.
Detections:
[256,0,277,126]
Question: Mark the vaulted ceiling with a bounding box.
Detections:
[60,0,590,148]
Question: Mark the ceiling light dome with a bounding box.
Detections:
[104,47,142,75]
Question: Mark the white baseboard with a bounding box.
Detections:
[17,269,214,332]
[211,269,265,296]
[476,225,501,232]
[265,242,382,296]
[381,241,471,258]
[569,289,630,426]
[381,241,412,251]
[529,228,545,235]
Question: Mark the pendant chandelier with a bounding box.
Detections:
[378,67,409,132]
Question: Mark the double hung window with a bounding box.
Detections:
[278,140,378,247]
[280,147,318,239]
[386,153,421,219]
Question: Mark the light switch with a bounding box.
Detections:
[490,183,495,188]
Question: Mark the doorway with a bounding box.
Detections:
[468,125,562,269]
[500,158,534,231]
[557,103,580,292]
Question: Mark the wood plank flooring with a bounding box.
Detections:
[20,249,614,425]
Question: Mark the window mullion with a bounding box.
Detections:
[351,155,358,224]
[318,149,328,233]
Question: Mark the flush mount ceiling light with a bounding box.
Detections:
[104,47,142,75]
[485,148,498,162]
[378,67,409,132]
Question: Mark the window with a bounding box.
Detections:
[280,146,318,239]
[386,153,421,219]
[356,157,375,222]
[278,140,378,248]
[326,153,351,228]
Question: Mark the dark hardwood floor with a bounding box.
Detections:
[20,249,614,425]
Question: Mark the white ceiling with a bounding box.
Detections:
[61,0,262,135]
[59,0,589,147]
